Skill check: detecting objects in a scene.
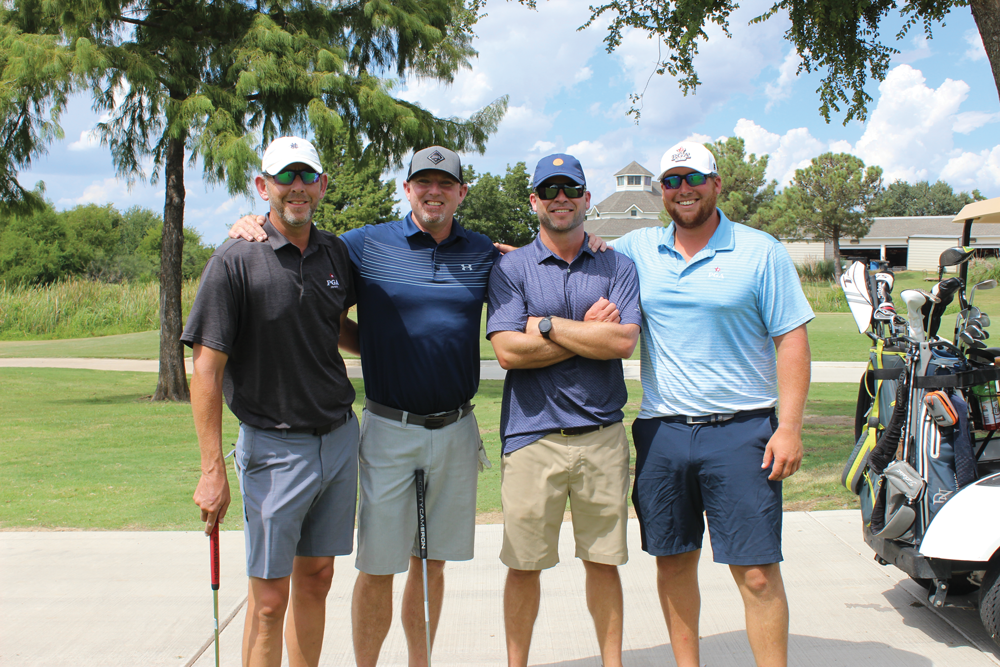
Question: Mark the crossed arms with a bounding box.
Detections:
[490,297,640,370]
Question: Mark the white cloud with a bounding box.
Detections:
[574,67,593,83]
[896,34,932,64]
[765,49,800,111]
[531,140,556,153]
[733,119,825,185]
[954,111,1000,134]
[940,146,1000,193]
[853,65,970,183]
[68,129,101,152]
[588,102,602,115]
[964,29,986,61]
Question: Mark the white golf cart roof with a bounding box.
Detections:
[954,197,1000,225]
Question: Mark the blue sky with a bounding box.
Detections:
[16,0,1000,246]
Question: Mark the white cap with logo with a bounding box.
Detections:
[657,141,718,181]
[262,137,323,175]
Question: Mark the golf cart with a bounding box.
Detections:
[840,197,1000,648]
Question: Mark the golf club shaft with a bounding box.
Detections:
[210,521,220,667]
[415,469,432,666]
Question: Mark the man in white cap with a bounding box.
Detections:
[185,136,359,667]
[608,140,814,667]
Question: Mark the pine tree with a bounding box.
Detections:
[1,0,507,400]
[457,162,536,246]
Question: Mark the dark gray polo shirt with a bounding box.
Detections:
[486,234,642,454]
[181,219,356,429]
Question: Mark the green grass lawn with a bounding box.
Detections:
[0,368,856,531]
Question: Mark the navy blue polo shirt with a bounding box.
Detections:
[340,214,499,415]
[181,220,356,429]
[486,234,642,454]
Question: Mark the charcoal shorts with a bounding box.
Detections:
[631,410,782,566]
[235,415,359,579]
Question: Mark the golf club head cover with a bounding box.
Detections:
[869,371,909,476]
[926,277,962,338]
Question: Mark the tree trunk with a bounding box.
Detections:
[970,0,1000,108]
[832,235,843,283]
[153,133,190,402]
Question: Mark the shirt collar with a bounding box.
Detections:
[262,217,331,253]
[530,232,595,265]
[403,212,469,246]
[660,209,735,257]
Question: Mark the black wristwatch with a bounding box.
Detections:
[539,316,552,339]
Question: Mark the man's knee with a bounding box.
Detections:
[657,551,700,578]
[251,577,291,620]
[293,557,335,598]
[357,571,394,593]
[506,567,541,586]
[583,560,620,579]
[731,563,784,598]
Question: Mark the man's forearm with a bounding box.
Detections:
[489,330,576,369]
[773,325,811,432]
[191,346,228,473]
[339,312,360,356]
[548,318,639,360]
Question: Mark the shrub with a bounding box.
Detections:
[797,259,836,282]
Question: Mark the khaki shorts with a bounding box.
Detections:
[356,407,480,575]
[500,422,629,570]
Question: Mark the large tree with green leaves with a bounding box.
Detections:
[768,152,883,280]
[869,179,986,217]
[575,0,999,124]
[1,0,506,401]
[312,126,399,234]
[456,161,536,246]
[706,137,777,225]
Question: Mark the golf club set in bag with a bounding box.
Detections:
[839,247,1000,647]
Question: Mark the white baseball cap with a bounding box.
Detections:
[657,141,718,181]
[261,136,323,175]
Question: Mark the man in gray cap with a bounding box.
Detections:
[186,136,359,666]
[229,145,498,666]
[487,153,641,667]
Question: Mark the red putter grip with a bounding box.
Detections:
[210,522,220,590]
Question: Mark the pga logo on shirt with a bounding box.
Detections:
[327,273,340,288]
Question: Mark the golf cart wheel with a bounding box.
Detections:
[912,575,980,597]
[981,562,1000,647]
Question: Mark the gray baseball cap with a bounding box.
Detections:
[406,146,464,184]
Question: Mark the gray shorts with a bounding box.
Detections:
[356,407,480,575]
[235,415,359,579]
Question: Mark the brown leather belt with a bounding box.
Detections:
[554,424,606,437]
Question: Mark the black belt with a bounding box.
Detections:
[658,407,775,425]
[552,424,608,437]
[281,412,351,436]
[365,398,474,430]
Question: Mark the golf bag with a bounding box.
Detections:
[847,345,980,544]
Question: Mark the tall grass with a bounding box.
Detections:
[801,281,849,313]
[0,279,200,340]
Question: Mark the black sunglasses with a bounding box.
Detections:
[535,183,586,200]
[269,169,322,186]
[661,172,715,190]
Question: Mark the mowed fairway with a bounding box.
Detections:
[1,367,858,531]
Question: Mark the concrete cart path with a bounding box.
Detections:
[0,358,868,383]
[2,511,997,666]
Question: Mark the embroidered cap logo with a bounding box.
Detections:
[428,150,446,165]
[671,147,692,162]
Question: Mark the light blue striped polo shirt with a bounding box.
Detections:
[610,210,813,419]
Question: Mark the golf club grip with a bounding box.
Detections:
[415,469,428,560]
[210,521,220,590]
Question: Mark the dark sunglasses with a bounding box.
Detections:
[661,172,715,189]
[535,183,586,200]
[270,169,321,186]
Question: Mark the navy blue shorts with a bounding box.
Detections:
[631,410,783,565]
